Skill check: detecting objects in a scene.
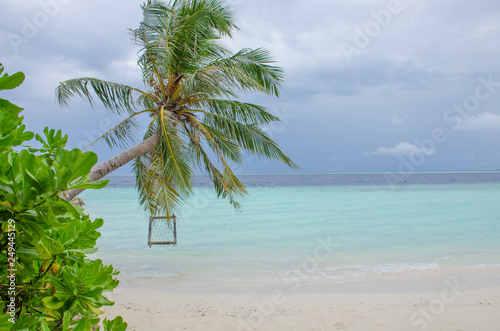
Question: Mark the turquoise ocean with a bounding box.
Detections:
[82,172,500,289]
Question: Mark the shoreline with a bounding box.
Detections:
[109,265,500,290]
[102,273,500,330]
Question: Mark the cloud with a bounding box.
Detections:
[367,142,435,157]
[453,112,500,131]
[2,0,500,173]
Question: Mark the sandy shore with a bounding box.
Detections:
[102,274,500,331]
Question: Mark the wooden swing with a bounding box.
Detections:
[148,215,177,247]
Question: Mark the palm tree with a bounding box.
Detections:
[57,0,298,216]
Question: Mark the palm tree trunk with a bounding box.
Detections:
[63,134,160,201]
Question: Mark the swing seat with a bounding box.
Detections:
[148,216,177,247]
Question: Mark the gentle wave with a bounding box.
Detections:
[117,263,445,288]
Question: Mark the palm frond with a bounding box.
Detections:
[133,22,169,95]
[84,115,140,151]
[133,148,184,217]
[138,92,160,110]
[181,71,239,99]
[181,115,246,209]
[203,113,299,169]
[130,110,196,216]
[175,0,236,37]
[195,98,279,125]
[56,78,152,115]
[184,114,242,163]
[181,47,284,100]
[133,0,236,83]
[159,107,194,189]
[221,47,284,97]
[141,0,173,16]
[188,134,247,209]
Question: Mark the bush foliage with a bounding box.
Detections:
[0,64,127,330]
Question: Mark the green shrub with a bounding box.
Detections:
[0,64,127,330]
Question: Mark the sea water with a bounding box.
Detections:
[81,173,500,288]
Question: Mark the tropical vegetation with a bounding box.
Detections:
[57,0,298,217]
[0,64,127,330]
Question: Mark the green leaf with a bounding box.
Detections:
[73,318,92,331]
[40,236,65,255]
[20,221,45,245]
[62,311,71,330]
[16,247,43,260]
[42,296,67,310]
[66,247,98,254]
[0,98,34,148]
[0,70,25,91]
[40,320,51,331]
[56,167,74,189]
[103,316,128,331]
[48,274,73,293]
[63,149,98,182]
[69,178,109,190]
[0,314,14,330]
[34,240,53,259]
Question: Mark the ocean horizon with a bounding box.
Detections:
[82,172,500,289]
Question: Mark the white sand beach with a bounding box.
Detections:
[102,274,500,331]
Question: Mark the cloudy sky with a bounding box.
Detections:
[1,0,500,174]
